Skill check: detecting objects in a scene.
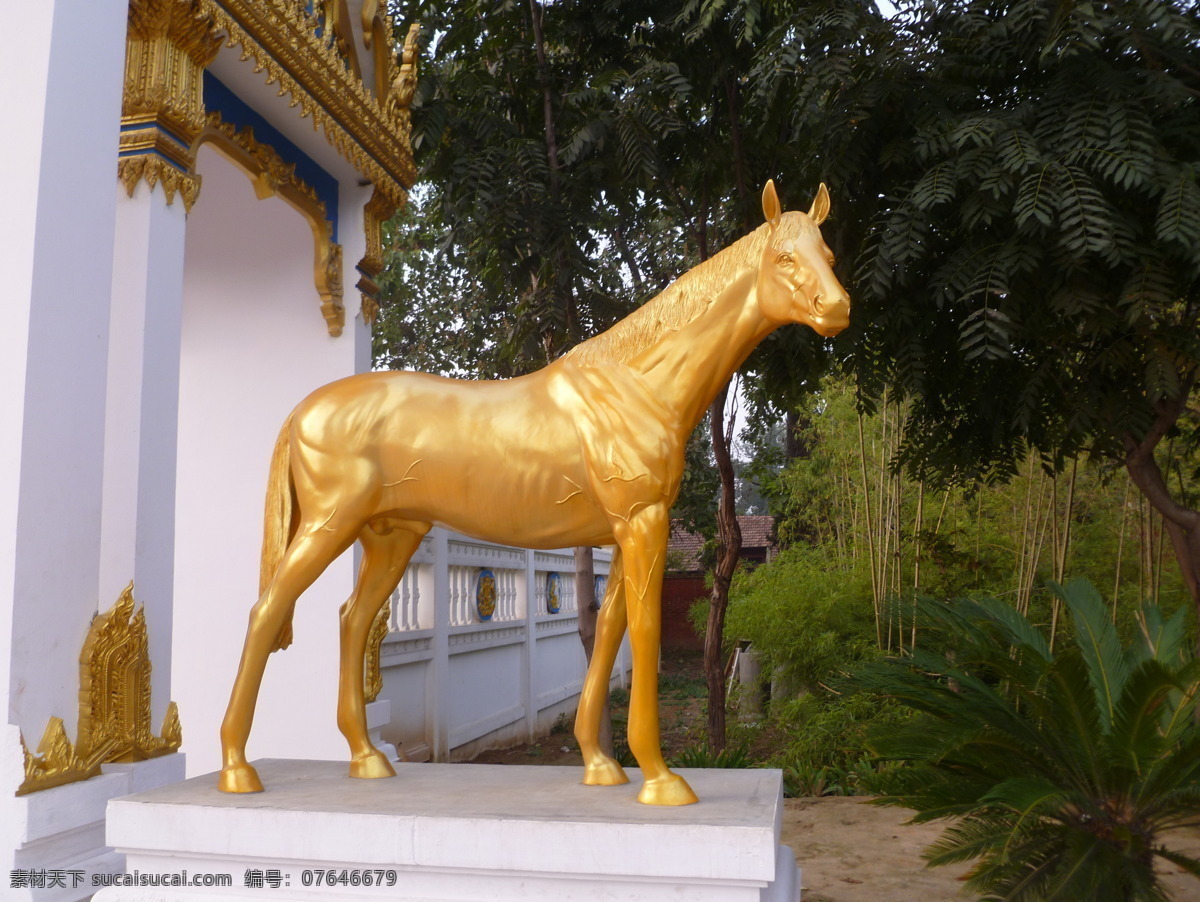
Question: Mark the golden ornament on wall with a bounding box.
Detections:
[119,0,221,210]
[199,0,417,203]
[17,582,182,795]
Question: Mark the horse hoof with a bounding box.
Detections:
[349,751,396,780]
[218,762,264,793]
[582,756,629,786]
[637,771,698,806]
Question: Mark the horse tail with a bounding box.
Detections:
[261,412,299,651]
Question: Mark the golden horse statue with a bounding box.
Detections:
[219,181,850,805]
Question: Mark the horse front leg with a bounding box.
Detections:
[615,505,698,806]
[577,550,629,787]
[337,521,427,779]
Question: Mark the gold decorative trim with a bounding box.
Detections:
[356,187,397,329]
[199,113,345,335]
[200,0,416,208]
[360,293,381,327]
[120,0,221,209]
[17,718,112,797]
[320,242,346,337]
[393,23,420,113]
[319,0,362,81]
[78,583,182,764]
[364,600,390,704]
[118,156,202,210]
[17,583,181,795]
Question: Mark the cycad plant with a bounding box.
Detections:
[856,579,1200,900]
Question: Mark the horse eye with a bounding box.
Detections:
[778,252,794,265]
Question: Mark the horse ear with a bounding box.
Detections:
[762,180,782,228]
[808,183,831,226]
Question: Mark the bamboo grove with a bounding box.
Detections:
[748,377,1197,659]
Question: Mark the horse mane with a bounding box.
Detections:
[564,212,815,367]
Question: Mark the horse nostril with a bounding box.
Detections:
[813,293,825,316]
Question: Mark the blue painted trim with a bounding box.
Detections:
[203,71,339,241]
[120,120,191,150]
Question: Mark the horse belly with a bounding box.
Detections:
[373,404,611,548]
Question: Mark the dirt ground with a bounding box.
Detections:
[467,650,1200,901]
[783,795,1200,901]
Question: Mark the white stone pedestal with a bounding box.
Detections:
[96,759,799,901]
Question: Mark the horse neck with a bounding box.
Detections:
[630,266,772,432]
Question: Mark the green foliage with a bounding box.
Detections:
[751,0,1200,620]
[784,0,1200,482]
[671,419,720,542]
[771,690,909,781]
[857,579,1200,900]
[724,543,877,691]
[782,759,893,799]
[659,668,708,699]
[754,376,1196,630]
[670,743,753,769]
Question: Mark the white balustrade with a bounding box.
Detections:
[378,529,620,762]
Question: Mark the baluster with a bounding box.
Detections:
[456,567,466,625]
[411,566,421,629]
[403,570,412,628]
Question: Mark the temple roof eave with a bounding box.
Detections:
[201,0,416,206]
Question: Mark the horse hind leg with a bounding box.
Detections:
[218,515,363,793]
[338,519,429,779]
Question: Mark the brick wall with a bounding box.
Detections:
[662,575,707,650]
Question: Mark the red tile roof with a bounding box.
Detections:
[667,515,776,573]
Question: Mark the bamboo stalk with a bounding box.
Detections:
[1025,470,1052,619]
[911,479,925,649]
[857,410,882,648]
[1113,478,1130,618]
[1015,461,1035,608]
[1155,510,1165,605]
[1049,457,1079,650]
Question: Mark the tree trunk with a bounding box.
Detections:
[1122,387,1200,652]
[705,381,741,752]
[573,545,612,755]
[527,0,561,195]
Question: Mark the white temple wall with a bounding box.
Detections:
[101,183,189,728]
[1,0,138,883]
[339,180,378,367]
[5,0,127,749]
[173,144,366,779]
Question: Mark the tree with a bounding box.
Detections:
[635,0,825,752]
[767,0,1200,632]
[380,1,660,746]
[382,0,844,752]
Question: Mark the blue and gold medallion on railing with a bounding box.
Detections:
[594,574,608,608]
[476,569,497,621]
[546,572,562,614]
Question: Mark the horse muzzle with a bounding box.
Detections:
[807,292,850,337]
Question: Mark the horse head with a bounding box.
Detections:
[755,181,851,337]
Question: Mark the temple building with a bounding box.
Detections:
[3,2,418,894]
